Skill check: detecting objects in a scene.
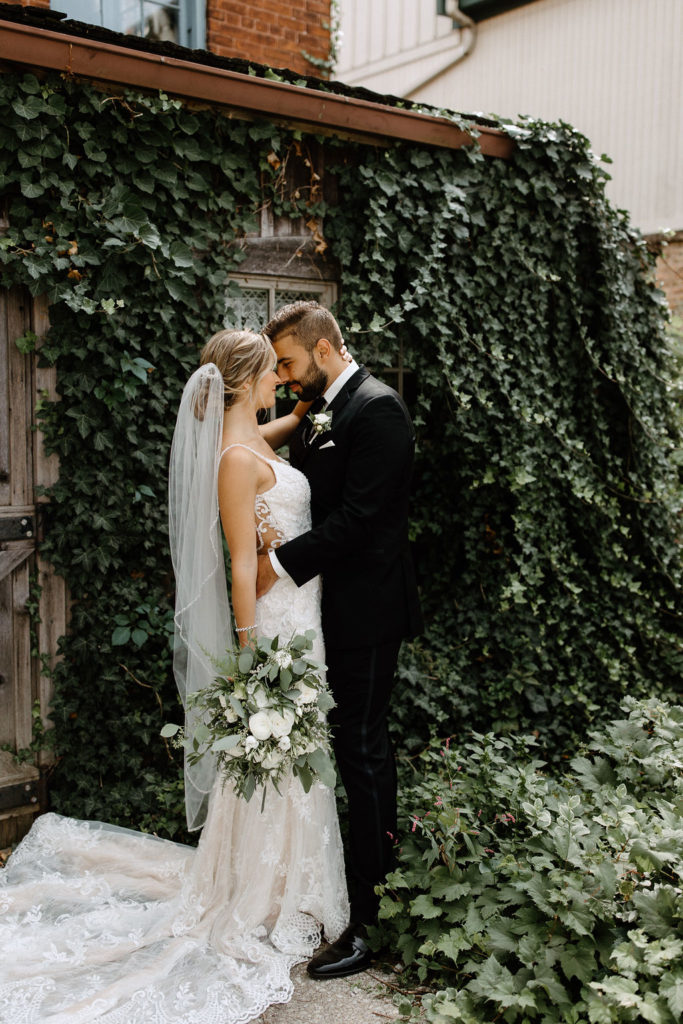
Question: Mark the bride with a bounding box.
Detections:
[0,329,349,1023]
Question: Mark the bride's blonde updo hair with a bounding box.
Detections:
[199,328,275,409]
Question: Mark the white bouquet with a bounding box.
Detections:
[163,630,336,806]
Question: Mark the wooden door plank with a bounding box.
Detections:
[36,552,67,758]
[7,287,32,507]
[12,560,33,750]
[0,573,13,747]
[0,290,10,507]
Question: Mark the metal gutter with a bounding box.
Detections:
[0,19,514,159]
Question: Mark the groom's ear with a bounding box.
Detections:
[314,337,332,360]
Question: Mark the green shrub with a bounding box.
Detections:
[380,697,683,1023]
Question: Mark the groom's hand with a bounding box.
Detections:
[256,553,278,598]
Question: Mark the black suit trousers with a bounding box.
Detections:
[325,637,402,924]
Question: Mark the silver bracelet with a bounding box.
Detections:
[235,625,256,633]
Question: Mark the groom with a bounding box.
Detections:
[257,301,422,979]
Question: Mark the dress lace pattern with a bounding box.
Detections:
[0,451,349,1024]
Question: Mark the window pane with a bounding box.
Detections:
[225,289,270,331]
[274,289,320,309]
[144,1,179,41]
[61,0,103,25]
[99,0,140,34]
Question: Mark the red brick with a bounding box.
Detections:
[206,0,330,73]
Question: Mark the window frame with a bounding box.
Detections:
[225,275,338,328]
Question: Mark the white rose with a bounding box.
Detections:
[218,694,227,709]
[311,412,332,434]
[253,686,270,709]
[272,650,293,670]
[268,709,295,737]
[261,748,284,770]
[224,707,238,724]
[249,711,273,740]
[278,735,291,752]
[244,735,259,752]
[296,683,318,705]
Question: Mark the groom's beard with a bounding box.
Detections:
[290,357,328,402]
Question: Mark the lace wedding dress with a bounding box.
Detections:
[0,447,349,1024]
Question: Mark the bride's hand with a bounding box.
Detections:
[340,341,352,363]
[257,523,283,553]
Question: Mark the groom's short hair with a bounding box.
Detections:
[264,300,343,353]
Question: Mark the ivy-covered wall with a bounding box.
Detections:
[0,70,680,837]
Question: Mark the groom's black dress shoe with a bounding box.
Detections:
[307,922,374,979]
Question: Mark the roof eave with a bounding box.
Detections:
[0,19,514,159]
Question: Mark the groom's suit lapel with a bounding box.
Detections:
[324,365,369,416]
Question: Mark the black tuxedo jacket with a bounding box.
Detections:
[276,366,422,650]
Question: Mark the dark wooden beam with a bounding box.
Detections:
[0,19,515,159]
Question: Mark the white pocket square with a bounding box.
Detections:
[319,439,335,449]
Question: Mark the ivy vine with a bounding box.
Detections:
[0,70,680,840]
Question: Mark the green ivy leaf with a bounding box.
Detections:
[410,894,442,919]
[12,94,45,119]
[111,626,131,646]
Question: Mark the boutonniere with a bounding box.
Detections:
[308,410,333,437]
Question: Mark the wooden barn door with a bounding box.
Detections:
[0,287,66,847]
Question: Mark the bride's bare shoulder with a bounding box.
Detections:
[218,442,274,495]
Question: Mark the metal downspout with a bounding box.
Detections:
[405,1,478,99]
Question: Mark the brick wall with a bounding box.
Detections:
[207,0,331,76]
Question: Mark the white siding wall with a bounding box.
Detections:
[337,0,683,233]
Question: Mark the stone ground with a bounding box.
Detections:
[258,963,402,1024]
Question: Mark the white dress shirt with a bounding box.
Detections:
[268,359,359,580]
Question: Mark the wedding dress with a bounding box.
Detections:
[0,445,349,1023]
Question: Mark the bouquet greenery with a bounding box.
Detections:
[162,630,337,806]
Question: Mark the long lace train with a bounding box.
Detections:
[0,771,348,1023]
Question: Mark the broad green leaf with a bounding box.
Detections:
[193,722,210,745]
[238,649,254,674]
[20,179,44,198]
[306,748,336,788]
[317,691,335,713]
[410,894,442,919]
[12,94,44,119]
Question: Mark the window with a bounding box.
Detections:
[225,277,337,333]
[59,0,205,50]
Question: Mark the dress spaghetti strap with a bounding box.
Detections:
[219,442,277,466]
